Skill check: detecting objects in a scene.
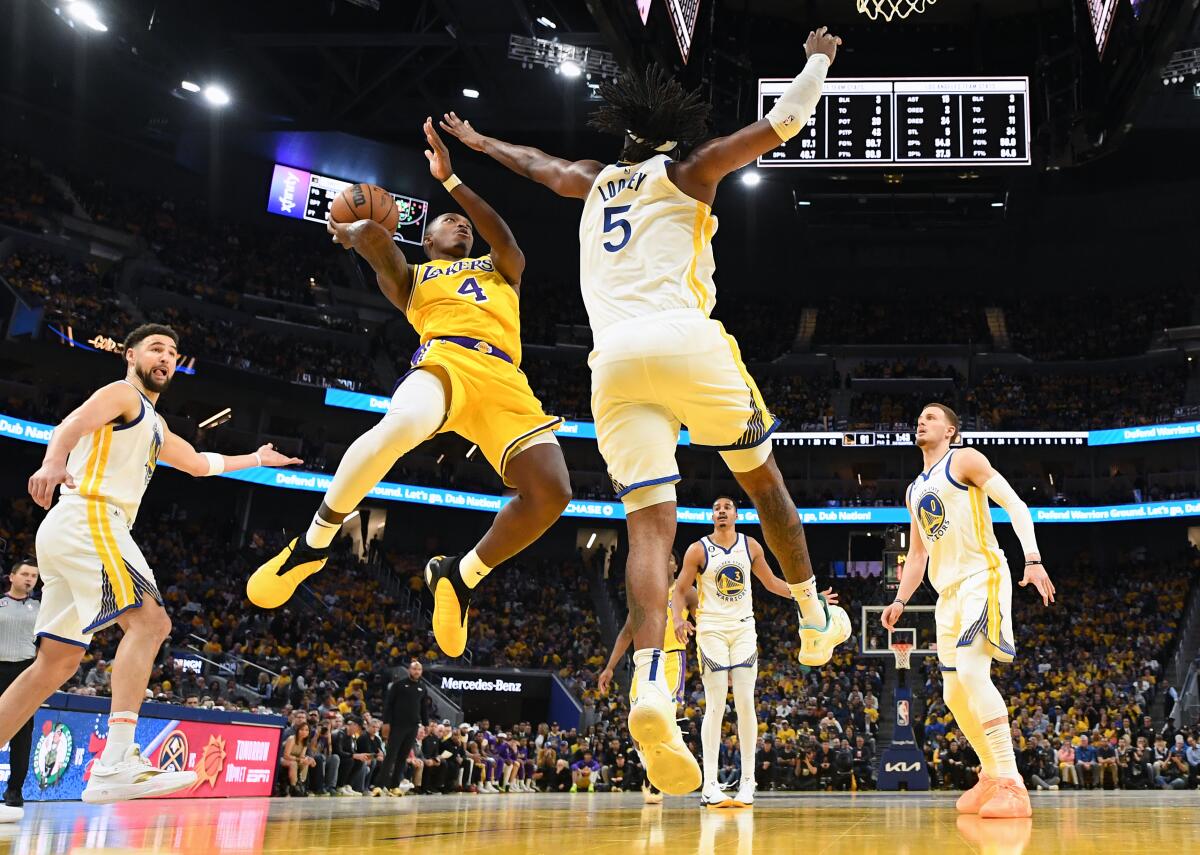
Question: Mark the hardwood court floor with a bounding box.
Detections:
[0,790,1196,855]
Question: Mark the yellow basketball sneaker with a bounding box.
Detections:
[247,537,329,609]
[425,554,473,657]
[628,681,701,795]
[797,594,852,667]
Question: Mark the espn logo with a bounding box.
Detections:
[884,761,923,773]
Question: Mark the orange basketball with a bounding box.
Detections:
[329,183,400,234]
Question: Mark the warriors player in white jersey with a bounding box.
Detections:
[443,29,852,795]
[673,496,835,808]
[2,324,300,820]
[882,404,1055,819]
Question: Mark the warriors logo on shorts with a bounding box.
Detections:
[916,491,949,541]
[713,564,746,602]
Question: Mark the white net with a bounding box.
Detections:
[856,0,937,22]
[891,643,913,670]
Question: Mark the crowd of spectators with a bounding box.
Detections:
[0,148,72,233]
[918,552,1200,791]
[850,358,962,381]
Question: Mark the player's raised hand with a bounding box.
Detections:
[327,217,390,251]
[880,601,904,632]
[804,26,842,64]
[597,667,614,695]
[28,461,74,509]
[423,117,454,181]
[821,587,839,606]
[1019,561,1056,606]
[439,112,487,152]
[255,443,303,468]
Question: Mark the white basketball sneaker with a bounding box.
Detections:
[797,595,852,667]
[731,778,755,808]
[700,781,732,809]
[81,744,197,804]
[628,681,701,795]
[0,805,22,824]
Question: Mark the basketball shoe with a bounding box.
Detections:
[0,806,21,824]
[425,554,473,657]
[82,745,197,804]
[628,681,701,795]
[797,595,852,667]
[700,781,732,809]
[979,778,1032,819]
[247,537,329,609]
[957,773,999,813]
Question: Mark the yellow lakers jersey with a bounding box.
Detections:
[907,449,1006,594]
[60,381,164,523]
[664,598,689,653]
[407,254,523,366]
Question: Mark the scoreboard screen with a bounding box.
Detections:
[266,163,429,246]
[758,77,1031,167]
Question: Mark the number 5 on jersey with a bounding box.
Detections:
[457,277,488,302]
[602,205,632,253]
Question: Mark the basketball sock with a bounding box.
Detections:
[701,670,726,786]
[304,507,345,550]
[632,649,668,698]
[942,671,995,776]
[307,370,446,549]
[101,711,138,764]
[731,667,759,783]
[458,549,493,590]
[983,722,1021,784]
[789,577,824,625]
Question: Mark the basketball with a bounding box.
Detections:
[329,183,400,234]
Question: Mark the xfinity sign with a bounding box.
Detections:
[441,676,523,693]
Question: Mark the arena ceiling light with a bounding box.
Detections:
[741,171,761,187]
[197,407,232,430]
[462,88,480,99]
[180,80,201,93]
[536,16,557,29]
[507,35,620,82]
[559,60,582,78]
[203,84,232,107]
[61,1,108,32]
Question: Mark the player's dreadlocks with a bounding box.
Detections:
[589,64,711,161]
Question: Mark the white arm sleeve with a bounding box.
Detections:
[982,473,1040,557]
[765,54,831,141]
[200,451,226,477]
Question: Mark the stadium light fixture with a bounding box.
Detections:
[462,88,480,98]
[587,533,597,549]
[197,407,232,430]
[203,84,231,107]
[536,16,557,29]
[181,80,201,93]
[991,201,1004,208]
[466,444,478,459]
[559,60,582,78]
[64,1,108,31]
[741,171,761,187]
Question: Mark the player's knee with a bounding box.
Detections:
[36,645,85,686]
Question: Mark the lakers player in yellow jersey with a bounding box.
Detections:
[249,119,571,659]
[10,325,300,819]
[883,404,1055,819]
[443,28,853,793]
[598,551,696,804]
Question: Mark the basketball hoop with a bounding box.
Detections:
[890,642,913,670]
[856,0,937,22]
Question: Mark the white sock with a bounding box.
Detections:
[101,711,139,763]
[789,577,824,625]
[632,648,668,698]
[459,549,493,590]
[700,670,726,787]
[983,722,1021,784]
[304,512,342,549]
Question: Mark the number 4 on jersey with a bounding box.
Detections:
[457,277,488,302]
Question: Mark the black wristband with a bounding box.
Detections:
[893,598,907,607]
[1025,560,1043,566]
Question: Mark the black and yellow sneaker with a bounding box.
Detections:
[247,537,329,609]
[425,554,472,657]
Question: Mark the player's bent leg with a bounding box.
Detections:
[943,668,999,813]
[426,439,570,658]
[249,368,447,609]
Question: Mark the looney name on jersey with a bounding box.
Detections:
[595,170,649,202]
[420,257,495,282]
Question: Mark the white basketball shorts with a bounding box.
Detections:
[934,565,1015,670]
[696,621,758,674]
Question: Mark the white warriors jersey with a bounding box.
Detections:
[696,533,755,629]
[578,154,717,339]
[60,382,165,524]
[906,449,1006,594]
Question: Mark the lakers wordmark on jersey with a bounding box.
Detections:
[408,254,523,365]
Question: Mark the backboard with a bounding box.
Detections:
[860,604,937,657]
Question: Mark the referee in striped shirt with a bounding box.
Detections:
[0,560,39,808]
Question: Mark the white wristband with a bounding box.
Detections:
[201,452,225,477]
[254,451,263,467]
[442,174,462,193]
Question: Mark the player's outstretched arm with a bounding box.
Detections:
[672,543,704,643]
[952,448,1056,606]
[159,428,302,478]
[440,112,603,200]
[881,518,928,631]
[27,381,143,509]
[671,28,839,204]
[424,117,525,287]
[327,218,414,311]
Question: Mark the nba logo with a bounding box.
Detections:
[897,700,910,727]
